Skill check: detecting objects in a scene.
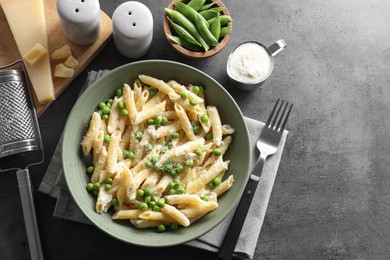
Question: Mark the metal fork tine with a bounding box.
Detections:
[275,101,289,131]
[280,103,293,132]
[271,99,284,129]
[266,98,280,127]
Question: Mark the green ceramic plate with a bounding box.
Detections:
[62,60,250,247]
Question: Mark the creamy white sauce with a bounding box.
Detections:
[229,42,271,83]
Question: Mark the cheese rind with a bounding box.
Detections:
[1,0,55,104]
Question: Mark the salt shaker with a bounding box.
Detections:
[112,1,153,59]
[57,0,101,46]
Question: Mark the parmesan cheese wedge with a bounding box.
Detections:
[1,0,55,104]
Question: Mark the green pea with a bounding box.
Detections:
[121,109,129,116]
[219,26,232,39]
[135,130,143,139]
[145,143,153,153]
[107,99,114,105]
[117,101,125,109]
[86,166,94,174]
[147,118,155,125]
[185,158,194,167]
[153,205,161,212]
[128,151,135,159]
[164,8,210,51]
[155,115,163,125]
[170,223,178,231]
[189,98,197,106]
[106,103,112,108]
[102,114,109,121]
[212,148,222,156]
[145,160,152,168]
[195,13,219,47]
[167,17,202,47]
[200,114,209,123]
[144,196,152,204]
[116,88,122,97]
[86,183,94,191]
[199,86,204,93]
[213,177,222,186]
[139,202,148,211]
[205,133,213,140]
[177,186,186,194]
[167,141,173,149]
[173,179,181,186]
[105,184,112,190]
[105,178,113,185]
[171,131,179,139]
[93,189,99,196]
[201,195,209,202]
[104,134,111,143]
[187,0,206,11]
[193,125,201,134]
[161,116,168,125]
[195,147,204,156]
[192,85,201,94]
[137,189,144,197]
[144,187,153,196]
[168,181,176,189]
[102,106,110,115]
[176,163,183,173]
[157,197,165,207]
[98,102,106,109]
[157,224,166,232]
[93,182,100,191]
[180,92,188,99]
[208,182,215,189]
[168,188,176,195]
[151,156,159,164]
[149,201,156,208]
[148,88,156,95]
[111,198,119,207]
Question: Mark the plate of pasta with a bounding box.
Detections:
[62,60,250,246]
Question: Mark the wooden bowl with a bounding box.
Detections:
[163,0,232,59]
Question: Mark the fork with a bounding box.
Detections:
[218,99,293,260]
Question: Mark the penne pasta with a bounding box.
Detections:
[81,75,236,231]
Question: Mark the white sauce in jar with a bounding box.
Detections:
[229,42,271,83]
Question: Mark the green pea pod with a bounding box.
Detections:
[167,17,202,47]
[199,9,219,20]
[165,8,210,51]
[207,15,234,27]
[198,2,215,11]
[187,0,206,11]
[167,34,203,52]
[174,2,209,28]
[209,7,225,13]
[210,14,221,40]
[219,26,232,38]
[195,13,219,47]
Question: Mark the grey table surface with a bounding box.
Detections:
[1,0,390,259]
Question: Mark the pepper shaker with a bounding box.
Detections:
[112,1,153,59]
[57,0,101,46]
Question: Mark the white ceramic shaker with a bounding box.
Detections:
[57,0,101,46]
[112,1,153,59]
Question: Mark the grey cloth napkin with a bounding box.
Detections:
[39,70,289,260]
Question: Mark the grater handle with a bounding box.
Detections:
[16,169,44,260]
